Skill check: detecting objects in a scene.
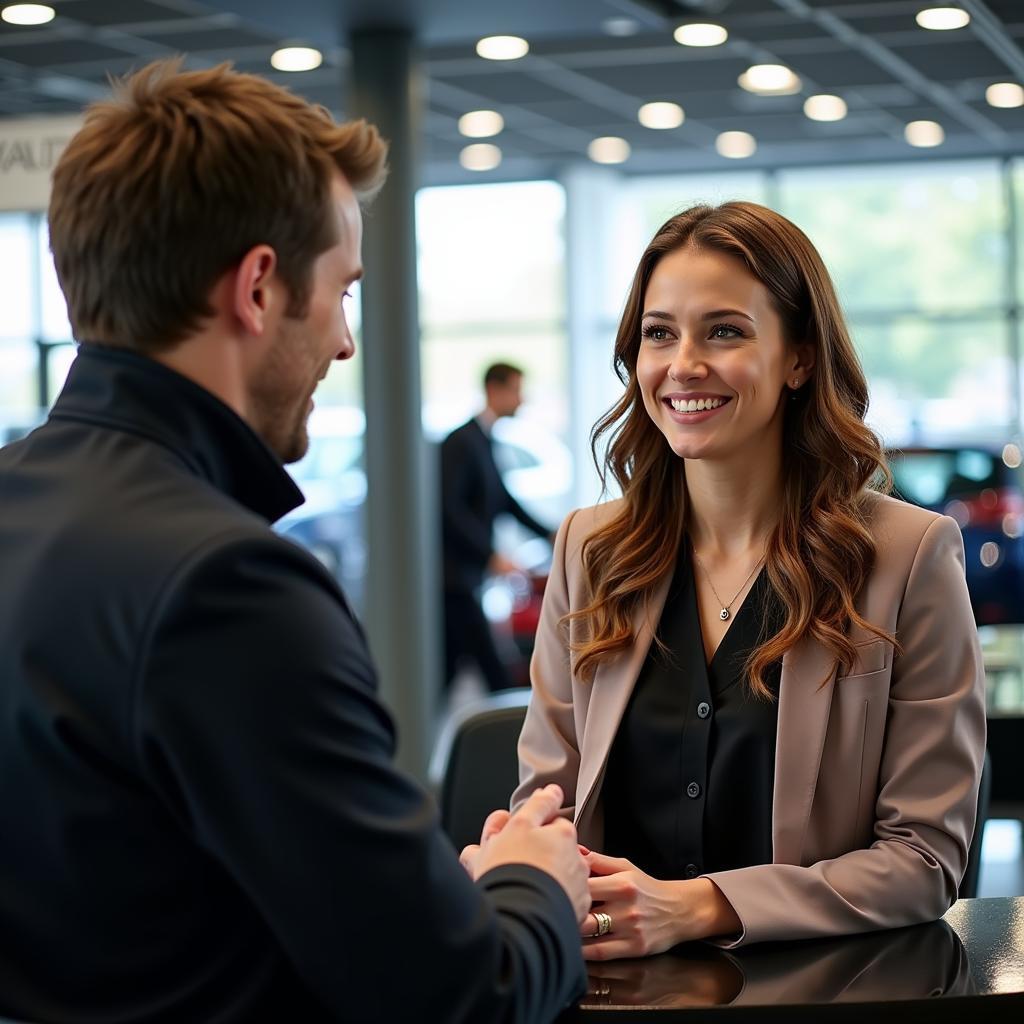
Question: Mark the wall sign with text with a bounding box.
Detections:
[0,115,83,212]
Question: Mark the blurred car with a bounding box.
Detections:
[276,407,368,606]
[276,407,572,618]
[487,415,572,531]
[886,443,1024,625]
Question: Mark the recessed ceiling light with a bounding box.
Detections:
[476,35,529,60]
[716,131,757,159]
[458,110,504,138]
[638,101,685,129]
[803,94,848,121]
[738,64,801,96]
[588,136,631,164]
[602,17,639,37]
[905,120,945,146]
[1,3,55,25]
[460,143,502,171]
[270,47,322,72]
[986,82,1024,108]
[673,23,728,47]
[915,7,970,30]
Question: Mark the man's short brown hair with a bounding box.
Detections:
[48,58,388,352]
[483,363,524,388]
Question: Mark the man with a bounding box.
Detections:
[0,60,588,1023]
[441,364,553,692]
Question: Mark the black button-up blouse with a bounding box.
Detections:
[602,539,785,880]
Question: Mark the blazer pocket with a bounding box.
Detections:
[836,638,889,680]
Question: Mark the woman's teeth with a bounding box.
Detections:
[669,397,725,413]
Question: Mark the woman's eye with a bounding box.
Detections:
[711,323,742,339]
[642,325,671,342]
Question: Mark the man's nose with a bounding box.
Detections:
[337,321,355,361]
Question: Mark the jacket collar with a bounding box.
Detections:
[49,344,304,523]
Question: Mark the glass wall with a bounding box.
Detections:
[0,214,40,432]
[628,170,768,238]
[602,171,768,323]
[416,180,568,439]
[777,160,1012,445]
[0,212,75,439]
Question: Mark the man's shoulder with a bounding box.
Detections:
[163,522,341,600]
[96,466,281,579]
[3,415,327,614]
[441,419,489,467]
[445,417,487,444]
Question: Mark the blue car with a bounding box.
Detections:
[887,444,1024,625]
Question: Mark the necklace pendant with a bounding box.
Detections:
[719,608,730,621]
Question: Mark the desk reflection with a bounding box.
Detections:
[582,919,973,1010]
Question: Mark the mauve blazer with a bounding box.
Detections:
[514,492,987,947]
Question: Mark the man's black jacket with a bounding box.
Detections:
[440,418,549,593]
[0,346,584,1023]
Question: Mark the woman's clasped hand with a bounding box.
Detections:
[579,849,741,960]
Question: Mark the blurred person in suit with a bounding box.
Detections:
[514,202,986,959]
[0,59,589,1024]
[441,363,552,693]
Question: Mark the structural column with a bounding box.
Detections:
[349,29,438,779]
[562,163,627,508]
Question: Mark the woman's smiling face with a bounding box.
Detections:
[636,245,809,463]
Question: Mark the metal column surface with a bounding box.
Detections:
[349,29,438,780]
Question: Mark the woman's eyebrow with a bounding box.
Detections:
[641,308,757,323]
[700,308,755,324]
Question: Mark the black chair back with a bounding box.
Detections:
[435,690,530,853]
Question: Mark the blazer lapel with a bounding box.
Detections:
[773,638,838,864]
[574,570,673,827]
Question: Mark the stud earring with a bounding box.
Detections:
[791,377,800,389]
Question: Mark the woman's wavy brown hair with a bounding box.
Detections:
[571,201,895,697]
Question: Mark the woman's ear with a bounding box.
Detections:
[792,341,816,380]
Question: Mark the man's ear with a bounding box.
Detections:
[232,245,278,337]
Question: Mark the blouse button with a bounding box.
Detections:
[685,863,700,879]
[697,701,712,719]
[686,781,702,799]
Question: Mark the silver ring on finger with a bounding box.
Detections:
[592,911,613,938]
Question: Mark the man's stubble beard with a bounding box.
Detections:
[248,321,317,464]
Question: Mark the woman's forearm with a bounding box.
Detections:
[698,878,743,937]
[663,877,743,943]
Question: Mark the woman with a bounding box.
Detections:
[513,201,986,958]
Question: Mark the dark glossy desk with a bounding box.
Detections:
[564,896,1024,1022]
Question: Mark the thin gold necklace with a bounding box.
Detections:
[691,550,765,621]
